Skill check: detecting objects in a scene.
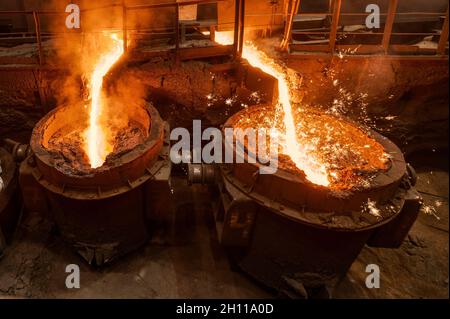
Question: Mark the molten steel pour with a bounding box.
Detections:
[42,32,149,175]
[228,104,389,190]
[214,32,330,186]
[84,33,124,168]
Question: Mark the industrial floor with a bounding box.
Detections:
[0,151,448,299]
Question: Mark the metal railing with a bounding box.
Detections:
[281,0,449,56]
[1,0,448,62]
[0,0,246,66]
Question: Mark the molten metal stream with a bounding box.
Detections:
[84,33,124,168]
[214,32,329,186]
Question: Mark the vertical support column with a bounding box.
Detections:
[437,5,449,55]
[382,0,398,54]
[122,0,128,53]
[233,0,241,58]
[33,11,43,66]
[328,0,341,53]
[238,0,245,56]
[33,11,46,112]
[280,0,300,51]
[209,24,216,42]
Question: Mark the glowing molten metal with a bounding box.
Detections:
[84,33,124,168]
[214,32,329,186]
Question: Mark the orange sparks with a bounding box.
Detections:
[214,31,330,186]
[84,33,124,168]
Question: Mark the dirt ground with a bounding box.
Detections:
[0,149,447,299]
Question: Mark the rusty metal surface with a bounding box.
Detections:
[24,103,169,265]
[30,102,164,199]
[284,1,449,57]
[222,105,408,230]
[46,184,149,265]
[212,104,421,294]
[188,163,217,184]
[19,155,50,218]
[215,171,373,293]
[2,138,31,162]
[367,187,422,248]
[215,163,421,295]
[0,148,15,212]
[144,122,173,237]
